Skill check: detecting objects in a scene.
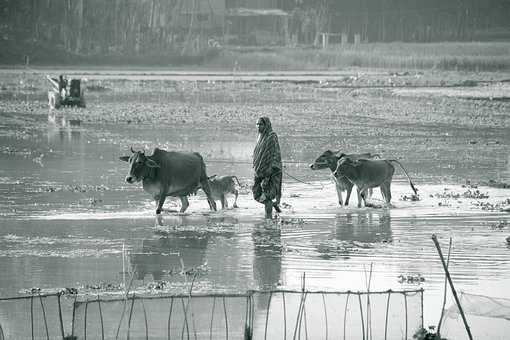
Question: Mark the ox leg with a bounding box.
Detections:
[335,184,344,206]
[381,181,392,207]
[220,194,228,209]
[179,196,189,213]
[156,194,166,215]
[232,189,239,208]
[200,177,217,211]
[357,187,365,208]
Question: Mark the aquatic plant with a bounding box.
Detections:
[413,326,448,340]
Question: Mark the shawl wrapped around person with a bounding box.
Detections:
[253,117,282,177]
[252,117,282,205]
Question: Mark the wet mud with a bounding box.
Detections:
[0,69,509,337]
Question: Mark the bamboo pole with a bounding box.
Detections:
[437,237,452,336]
[431,234,473,340]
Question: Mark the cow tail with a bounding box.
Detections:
[388,160,418,195]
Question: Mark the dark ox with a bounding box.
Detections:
[309,150,379,206]
[208,175,241,209]
[334,158,418,208]
[119,147,217,214]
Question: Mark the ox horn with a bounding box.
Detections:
[130,146,135,153]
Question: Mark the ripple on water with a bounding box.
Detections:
[0,234,126,258]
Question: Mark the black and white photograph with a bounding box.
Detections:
[0,0,509,339]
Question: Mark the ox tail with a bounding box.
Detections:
[232,176,241,187]
[194,152,217,211]
[388,160,418,195]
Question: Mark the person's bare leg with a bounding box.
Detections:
[264,200,273,219]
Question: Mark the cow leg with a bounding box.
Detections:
[335,183,344,206]
[220,194,228,209]
[344,182,354,206]
[368,187,373,199]
[200,177,217,211]
[232,189,239,208]
[179,196,189,213]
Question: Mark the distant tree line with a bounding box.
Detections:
[291,0,510,43]
[0,0,509,59]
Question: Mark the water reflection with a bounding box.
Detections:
[335,212,393,243]
[47,115,82,145]
[130,232,210,281]
[315,212,392,260]
[252,223,282,290]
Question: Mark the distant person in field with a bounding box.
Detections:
[252,117,282,219]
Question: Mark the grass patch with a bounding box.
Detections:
[209,42,510,72]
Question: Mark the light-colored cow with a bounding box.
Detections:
[310,150,379,206]
[334,158,418,208]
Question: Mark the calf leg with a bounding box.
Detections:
[220,194,228,209]
[179,196,189,213]
[232,189,239,208]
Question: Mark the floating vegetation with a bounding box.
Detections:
[280,202,292,209]
[401,194,420,201]
[462,189,489,199]
[315,240,360,259]
[413,326,448,340]
[87,197,103,206]
[21,287,78,295]
[275,216,304,226]
[85,282,122,291]
[489,221,509,231]
[472,198,510,211]
[86,84,112,92]
[433,188,489,200]
[433,189,461,200]
[398,273,426,284]
[486,179,510,189]
[41,184,109,193]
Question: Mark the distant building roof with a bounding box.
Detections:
[226,8,288,17]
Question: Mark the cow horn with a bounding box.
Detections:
[130,146,135,153]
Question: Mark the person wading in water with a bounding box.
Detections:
[252,117,282,219]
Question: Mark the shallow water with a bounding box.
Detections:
[0,76,509,338]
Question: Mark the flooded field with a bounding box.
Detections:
[0,69,509,339]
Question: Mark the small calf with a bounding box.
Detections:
[208,175,240,209]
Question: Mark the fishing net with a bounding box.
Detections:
[0,289,423,339]
[0,294,73,340]
[72,294,248,340]
[71,290,423,340]
[441,292,510,340]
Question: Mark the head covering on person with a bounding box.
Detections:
[253,117,281,177]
